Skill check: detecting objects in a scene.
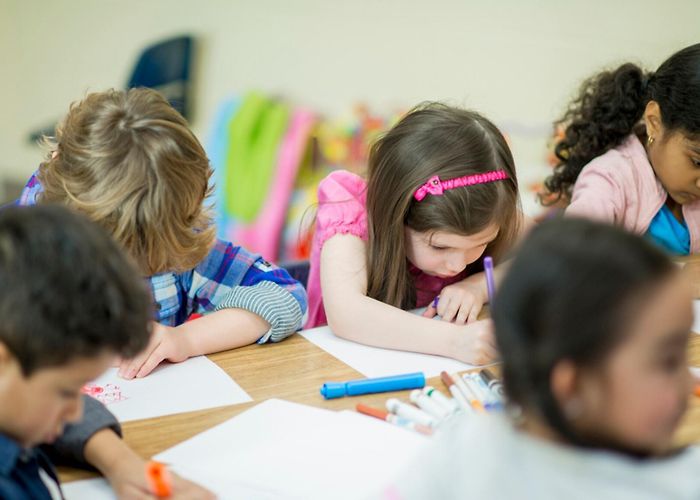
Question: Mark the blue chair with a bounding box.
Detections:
[127,35,193,119]
[28,35,194,143]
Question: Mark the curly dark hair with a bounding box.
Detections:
[0,205,151,375]
[543,43,700,203]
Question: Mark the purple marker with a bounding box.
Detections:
[484,256,496,303]
[432,296,439,308]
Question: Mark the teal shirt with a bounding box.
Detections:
[646,204,690,255]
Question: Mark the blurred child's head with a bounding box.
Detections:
[0,205,151,448]
[545,43,700,205]
[493,217,693,456]
[365,103,520,309]
[38,88,215,275]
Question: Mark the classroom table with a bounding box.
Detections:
[60,330,700,483]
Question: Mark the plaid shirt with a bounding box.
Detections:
[19,172,307,343]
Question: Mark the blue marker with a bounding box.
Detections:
[320,372,426,399]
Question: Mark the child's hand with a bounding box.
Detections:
[422,280,486,324]
[87,429,215,500]
[453,319,499,365]
[104,454,215,500]
[118,322,191,379]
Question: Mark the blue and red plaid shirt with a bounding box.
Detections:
[19,172,307,343]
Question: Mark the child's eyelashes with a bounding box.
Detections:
[430,245,448,251]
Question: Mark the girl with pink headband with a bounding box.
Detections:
[306,103,523,365]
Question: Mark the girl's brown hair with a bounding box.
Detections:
[38,88,215,275]
[365,103,521,309]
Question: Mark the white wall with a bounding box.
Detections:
[2,0,699,188]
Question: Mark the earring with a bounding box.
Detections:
[647,135,655,146]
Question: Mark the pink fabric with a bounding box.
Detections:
[305,170,467,329]
[566,135,700,253]
[236,109,315,261]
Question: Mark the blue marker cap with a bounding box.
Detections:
[320,382,347,399]
[320,372,426,400]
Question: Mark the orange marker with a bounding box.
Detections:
[146,461,172,498]
[694,384,700,398]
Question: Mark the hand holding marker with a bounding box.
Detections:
[428,254,495,320]
[146,461,172,498]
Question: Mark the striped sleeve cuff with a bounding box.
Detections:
[215,280,303,343]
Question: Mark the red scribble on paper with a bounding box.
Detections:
[81,383,128,405]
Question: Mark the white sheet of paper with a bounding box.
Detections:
[82,356,251,422]
[300,324,476,378]
[153,398,429,500]
[63,478,114,500]
[693,300,700,334]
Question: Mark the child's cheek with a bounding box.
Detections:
[633,389,683,441]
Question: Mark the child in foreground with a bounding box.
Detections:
[0,205,212,499]
[381,217,700,499]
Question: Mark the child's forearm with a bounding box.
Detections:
[85,428,215,498]
[327,293,463,357]
[84,428,142,479]
[179,308,269,356]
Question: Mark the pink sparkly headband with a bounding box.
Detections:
[413,170,509,201]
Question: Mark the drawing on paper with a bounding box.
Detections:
[81,383,128,405]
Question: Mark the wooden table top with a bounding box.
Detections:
[60,331,700,482]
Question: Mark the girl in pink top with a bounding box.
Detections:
[307,103,523,365]
[543,43,700,255]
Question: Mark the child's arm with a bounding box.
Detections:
[120,241,306,379]
[46,395,213,498]
[321,234,498,365]
[119,311,268,379]
[84,428,214,499]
